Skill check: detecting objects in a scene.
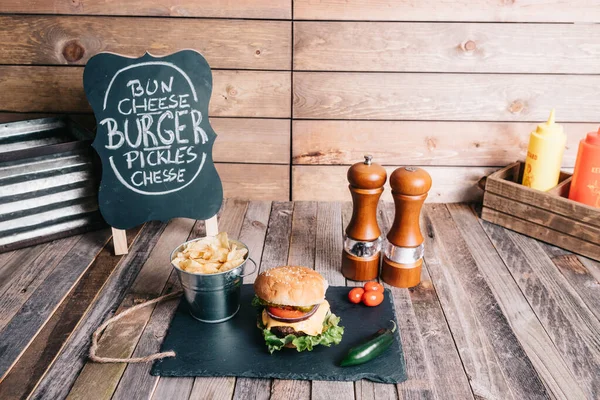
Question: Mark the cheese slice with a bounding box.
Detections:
[262,300,330,336]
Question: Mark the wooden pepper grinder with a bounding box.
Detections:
[381,167,432,288]
[342,155,387,281]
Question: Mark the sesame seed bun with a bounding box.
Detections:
[253,266,328,307]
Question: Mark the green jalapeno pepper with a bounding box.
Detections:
[340,321,396,367]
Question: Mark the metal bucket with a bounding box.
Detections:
[171,238,257,323]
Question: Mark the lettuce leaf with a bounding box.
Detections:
[251,295,264,309]
[257,312,344,354]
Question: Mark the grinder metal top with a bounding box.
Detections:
[347,155,387,190]
[389,166,432,196]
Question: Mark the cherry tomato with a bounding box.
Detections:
[348,288,365,304]
[362,290,384,307]
[267,306,307,319]
[364,281,384,293]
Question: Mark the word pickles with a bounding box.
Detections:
[84,51,223,229]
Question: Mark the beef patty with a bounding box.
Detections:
[271,325,307,338]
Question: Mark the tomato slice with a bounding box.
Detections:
[267,306,308,319]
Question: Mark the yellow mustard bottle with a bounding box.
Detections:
[522,109,567,191]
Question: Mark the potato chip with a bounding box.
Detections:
[173,232,247,274]
[201,246,215,260]
[216,247,229,262]
[227,245,248,262]
[187,258,217,264]
[179,258,204,271]
[216,232,230,250]
[187,240,210,252]
[220,260,240,271]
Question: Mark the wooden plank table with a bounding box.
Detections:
[0,200,598,400]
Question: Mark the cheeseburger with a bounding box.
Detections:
[252,266,344,353]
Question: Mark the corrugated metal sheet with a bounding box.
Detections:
[0,117,105,252]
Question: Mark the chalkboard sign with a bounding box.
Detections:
[84,51,223,230]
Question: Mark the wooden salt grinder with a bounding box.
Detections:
[342,155,387,281]
[381,167,432,288]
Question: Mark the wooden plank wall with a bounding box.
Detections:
[2,1,600,202]
[291,1,600,202]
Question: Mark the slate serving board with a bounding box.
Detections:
[152,286,407,383]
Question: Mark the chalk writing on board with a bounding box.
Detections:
[84,51,223,229]
[100,62,208,195]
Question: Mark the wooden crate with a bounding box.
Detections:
[481,161,600,262]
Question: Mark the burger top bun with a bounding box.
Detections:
[254,266,328,307]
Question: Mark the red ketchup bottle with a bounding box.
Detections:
[569,128,600,208]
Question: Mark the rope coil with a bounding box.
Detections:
[89,291,183,363]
